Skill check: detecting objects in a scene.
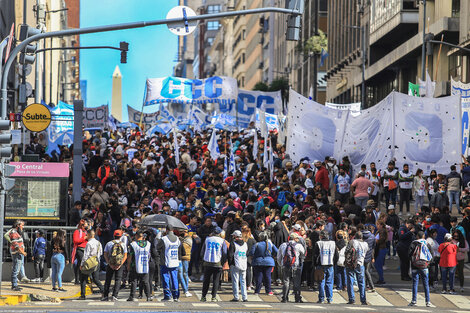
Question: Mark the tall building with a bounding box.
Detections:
[111,65,122,122]
[326,0,462,107]
[1,0,16,110]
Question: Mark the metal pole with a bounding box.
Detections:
[361,25,366,109]
[421,0,426,80]
[0,161,5,295]
[268,0,274,83]
[72,100,83,203]
[313,0,319,101]
[1,7,302,118]
[49,37,53,105]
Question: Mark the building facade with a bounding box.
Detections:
[326,0,463,107]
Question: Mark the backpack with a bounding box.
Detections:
[344,242,358,269]
[277,191,288,208]
[108,240,125,268]
[411,242,431,269]
[283,242,297,267]
[81,255,99,275]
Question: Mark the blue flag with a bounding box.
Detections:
[320,48,329,67]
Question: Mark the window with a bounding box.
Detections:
[207,37,214,45]
[207,5,220,13]
[207,21,220,30]
[452,0,460,17]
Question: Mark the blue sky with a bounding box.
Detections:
[80,0,177,120]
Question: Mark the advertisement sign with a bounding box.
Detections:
[22,103,51,132]
[6,162,69,221]
[83,105,109,128]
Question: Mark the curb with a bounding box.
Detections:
[0,294,29,306]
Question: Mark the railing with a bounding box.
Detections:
[1,225,77,262]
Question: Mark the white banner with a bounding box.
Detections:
[127,106,161,132]
[144,76,238,113]
[325,102,361,117]
[451,77,469,155]
[287,89,461,174]
[83,105,109,128]
[235,90,282,128]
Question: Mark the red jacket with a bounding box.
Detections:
[315,166,330,191]
[438,242,458,267]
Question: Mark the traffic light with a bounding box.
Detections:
[0,120,12,159]
[120,41,129,63]
[285,0,304,41]
[19,25,40,64]
[424,33,434,56]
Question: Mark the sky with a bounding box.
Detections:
[80,0,177,120]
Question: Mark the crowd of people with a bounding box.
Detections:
[4,126,470,306]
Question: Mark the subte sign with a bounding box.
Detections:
[21,103,51,132]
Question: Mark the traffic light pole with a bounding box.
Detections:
[1,6,302,119]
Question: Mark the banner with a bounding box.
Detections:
[451,77,469,155]
[47,101,74,156]
[127,106,161,132]
[83,105,108,128]
[235,90,282,128]
[144,76,238,113]
[325,102,361,117]
[287,89,461,174]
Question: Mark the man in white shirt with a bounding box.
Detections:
[277,232,305,303]
[345,232,369,305]
[79,230,104,300]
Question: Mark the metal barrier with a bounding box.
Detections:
[2,225,77,262]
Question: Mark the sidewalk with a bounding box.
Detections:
[0,282,81,303]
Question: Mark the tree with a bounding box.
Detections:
[253,82,269,91]
[269,77,289,111]
[304,29,328,55]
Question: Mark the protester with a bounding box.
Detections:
[200,227,227,302]
[48,229,69,292]
[228,230,248,302]
[128,230,151,301]
[79,229,104,300]
[438,233,458,294]
[345,231,368,305]
[313,230,336,304]
[250,232,278,296]
[408,231,432,307]
[32,229,46,283]
[102,230,128,301]
[4,220,27,291]
[72,220,89,285]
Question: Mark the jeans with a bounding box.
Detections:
[34,254,45,279]
[103,265,124,298]
[346,265,366,304]
[414,194,425,212]
[253,265,273,294]
[441,266,456,291]
[161,265,179,299]
[202,266,221,299]
[335,265,346,289]
[281,266,302,301]
[355,196,369,210]
[319,265,334,303]
[374,248,388,282]
[231,266,247,301]
[178,260,189,293]
[411,268,430,303]
[11,253,24,287]
[51,253,65,288]
[384,187,397,209]
[364,262,375,289]
[448,191,460,213]
[80,268,104,297]
[399,188,412,212]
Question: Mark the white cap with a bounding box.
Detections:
[293,224,301,231]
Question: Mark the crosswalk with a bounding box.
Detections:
[42,286,470,310]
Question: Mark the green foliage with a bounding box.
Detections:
[253,82,269,91]
[304,30,328,55]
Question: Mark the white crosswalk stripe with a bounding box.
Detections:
[192,289,222,301]
[138,302,165,306]
[243,303,272,308]
[295,305,326,309]
[246,293,263,302]
[88,302,114,306]
[365,291,393,306]
[192,303,220,307]
[442,294,470,309]
[395,290,435,307]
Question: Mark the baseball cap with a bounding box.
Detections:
[114,230,123,238]
[232,230,242,237]
[214,227,223,235]
[293,224,301,231]
[387,205,395,211]
[444,233,453,241]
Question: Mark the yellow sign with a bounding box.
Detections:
[22,103,51,132]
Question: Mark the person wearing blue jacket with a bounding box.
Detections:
[32,230,46,282]
[249,232,278,295]
[396,219,415,281]
[426,216,449,244]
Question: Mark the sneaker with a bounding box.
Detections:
[200,297,206,302]
[408,302,417,307]
[11,286,22,292]
[375,280,386,285]
[20,277,30,283]
[441,290,447,294]
[112,296,118,301]
[460,287,465,293]
[347,300,355,304]
[230,298,239,302]
[368,289,376,293]
[57,288,67,292]
[126,297,136,302]
[78,295,86,300]
[101,297,109,301]
[385,255,391,260]
[211,297,218,302]
[268,291,274,296]
[361,302,368,305]
[185,291,192,297]
[281,298,288,303]
[161,298,172,302]
[426,302,432,307]
[52,287,58,292]
[295,299,304,303]
[188,278,192,283]
[243,299,248,302]
[327,300,331,304]
[247,286,252,291]
[173,298,180,302]
[449,290,457,295]
[392,255,398,260]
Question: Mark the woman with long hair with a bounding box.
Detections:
[71,220,88,284]
[452,229,469,292]
[412,169,426,213]
[241,222,256,291]
[50,229,69,292]
[249,232,278,296]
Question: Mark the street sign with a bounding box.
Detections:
[21,103,51,132]
[166,6,198,36]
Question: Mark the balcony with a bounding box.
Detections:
[369,0,419,45]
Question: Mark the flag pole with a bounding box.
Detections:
[425,17,430,73]
[434,34,444,81]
